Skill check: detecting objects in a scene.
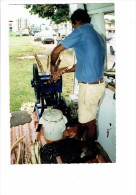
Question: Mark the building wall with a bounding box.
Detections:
[9,21,13,32]
[105,19,115,35]
[9,18,30,32]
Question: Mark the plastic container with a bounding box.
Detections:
[39,108,67,141]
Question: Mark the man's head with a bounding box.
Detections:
[70,9,91,29]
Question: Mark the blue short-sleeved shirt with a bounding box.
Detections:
[61,23,105,83]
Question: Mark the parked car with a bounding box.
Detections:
[31,25,41,36]
[22,29,29,36]
[34,30,50,41]
[34,31,43,41]
[41,33,55,44]
[31,30,40,36]
[109,36,115,55]
[15,31,20,37]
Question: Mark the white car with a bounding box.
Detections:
[15,31,20,36]
[109,36,115,55]
[22,29,29,36]
[34,30,50,41]
[41,33,55,44]
[34,32,43,41]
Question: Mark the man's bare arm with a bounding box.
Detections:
[61,64,76,73]
[50,44,66,66]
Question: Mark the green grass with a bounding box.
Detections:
[9,35,74,112]
[9,36,41,112]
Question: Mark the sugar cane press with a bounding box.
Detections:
[31,54,71,122]
[31,63,66,119]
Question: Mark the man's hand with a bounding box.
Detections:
[52,67,66,82]
[51,65,75,83]
[50,65,58,75]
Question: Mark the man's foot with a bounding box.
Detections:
[96,154,106,163]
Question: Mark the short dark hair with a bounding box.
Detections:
[70,9,91,24]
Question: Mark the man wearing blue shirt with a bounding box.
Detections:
[50,9,106,143]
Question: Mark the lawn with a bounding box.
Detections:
[9,34,74,112]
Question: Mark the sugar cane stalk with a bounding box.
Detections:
[34,140,41,164]
[16,142,21,164]
[30,141,37,164]
[11,135,25,152]
[47,55,50,69]
[34,53,44,74]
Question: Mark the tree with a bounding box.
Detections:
[25,4,70,24]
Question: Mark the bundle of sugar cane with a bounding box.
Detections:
[49,65,74,84]
[11,141,41,164]
[34,53,44,74]
[11,135,25,152]
[20,142,26,164]
[16,142,21,164]
[24,153,32,164]
[34,140,41,164]
[11,135,26,164]
[11,149,17,164]
[30,140,41,164]
[30,141,37,164]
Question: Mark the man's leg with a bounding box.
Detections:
[85,119,97,141]
[77,82,105,141]
[75,119,97,142]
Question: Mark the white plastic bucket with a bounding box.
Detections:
[39,108,67,141]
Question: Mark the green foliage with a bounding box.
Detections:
[25,4,70,24]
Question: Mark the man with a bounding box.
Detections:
[50,9,106,143]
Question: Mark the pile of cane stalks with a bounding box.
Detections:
[11,102,41,164]
[11,136,41,164]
